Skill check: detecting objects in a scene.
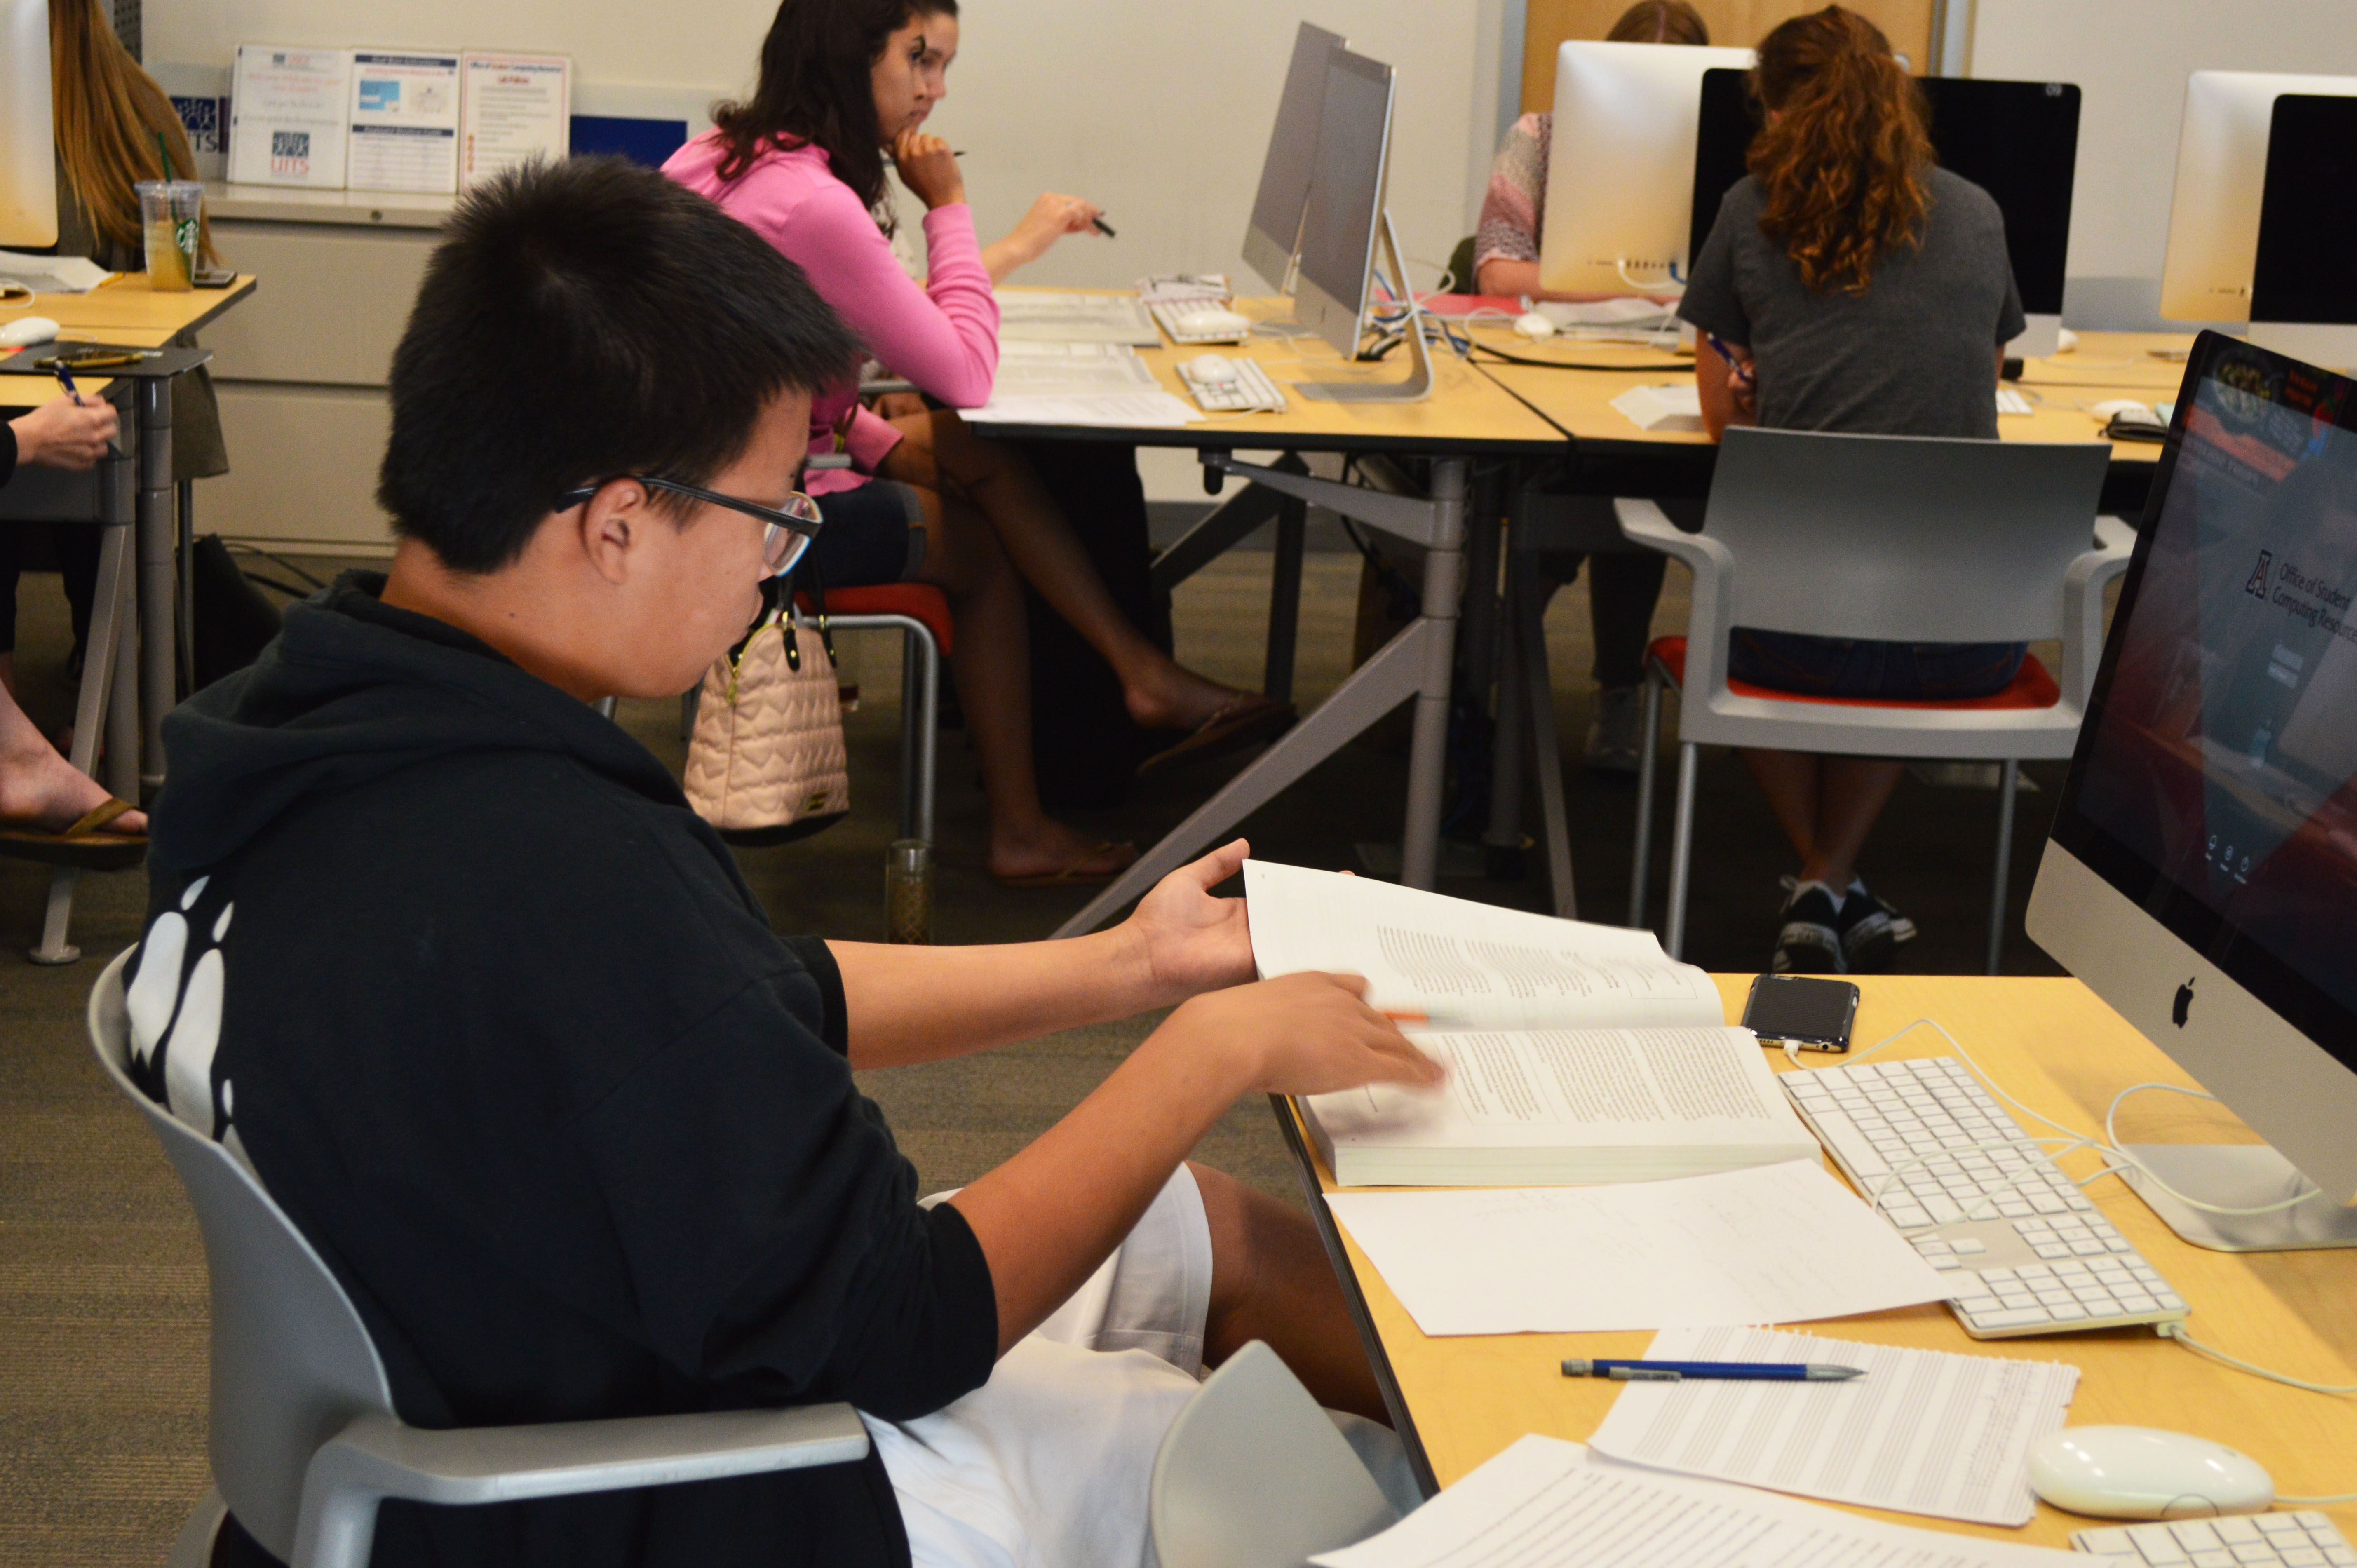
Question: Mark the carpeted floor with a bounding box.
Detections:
[0,539,2077,1564]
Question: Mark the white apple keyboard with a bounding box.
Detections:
[1177,354,1285,414]
[1781,1056,2189,1339]
[1998,387,2034,416]
[1152,302,1252,344]
[2074,1514,2357,1568]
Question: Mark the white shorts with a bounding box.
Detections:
[865,1167,1216,1568]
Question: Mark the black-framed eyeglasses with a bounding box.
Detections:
[553,475,824,578]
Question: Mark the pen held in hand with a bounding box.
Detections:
[52,366,82,404]
[1379,1008,1471,1029]
[1562,1358,1864,1382]
[1091,215,1116,238]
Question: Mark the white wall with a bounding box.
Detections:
[150,0,1504,288]
[1969,0,2357,327]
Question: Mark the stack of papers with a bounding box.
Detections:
[0,252,113,294]
[964,340,1200,429]
[1589,1326,2079,1527]
[1312,1437,2085,1568]
[1611,384,1704,432]
[1323,1161,1951,1335]
[991,289,1159,345]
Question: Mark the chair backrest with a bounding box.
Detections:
[89,951,396,1565]
[1149,1340,1399,1568]
[1704,426,2111,645]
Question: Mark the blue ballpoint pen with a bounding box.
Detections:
[52,365,82,404]
[1561,1358,1863,1382]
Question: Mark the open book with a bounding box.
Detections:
[1246,862,1817,1185]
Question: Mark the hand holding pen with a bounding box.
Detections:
[9,367,120,472]
[1703,331,1758,418]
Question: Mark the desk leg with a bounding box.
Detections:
[176,479,195,698]
[1399,460,1467,890]
[1264,496,1304,703]
[136,378,176,797]
[1514,561,1576,919]
[31,501,136,965]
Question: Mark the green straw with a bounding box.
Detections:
[157,129,173,179]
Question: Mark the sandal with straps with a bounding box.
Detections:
[0,797,148,871]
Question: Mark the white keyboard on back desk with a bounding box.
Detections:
[1151,301,1250,344]
[1781,1056,2189,1339]
[1177,355,1286,413]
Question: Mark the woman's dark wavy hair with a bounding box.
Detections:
[710,0,960,217]
[1745,6,1933,295]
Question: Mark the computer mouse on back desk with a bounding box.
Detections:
[0,316,61,350]
[2027,1427,2274,1519]
[1183,354,1240,385]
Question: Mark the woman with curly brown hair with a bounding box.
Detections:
[1677,5,2026,975]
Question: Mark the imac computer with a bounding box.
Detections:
[3,0,59,248]
[1691,70,2080,357]
[2157,71,2357,325]
[1289,45,1428,404]
[1537,39,1754,297]
[2247,96,2357,371]
[2026,329,2357,1253]
[1240,21,1348,295]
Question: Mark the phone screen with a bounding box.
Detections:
[1741,974,1859,1051]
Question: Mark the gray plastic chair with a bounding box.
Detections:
[1617,426,2133,972]
[1150,1341,1404,1568]
[87,950,871,1568]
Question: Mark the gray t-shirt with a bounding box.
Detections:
[1679,167,2025,439]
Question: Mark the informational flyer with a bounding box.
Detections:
[346,50,462,194]
[460,53,571,186]
[228,45,354,188]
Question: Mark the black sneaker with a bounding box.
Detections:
[1773,882,1846,974]
[1836,883,1901,973]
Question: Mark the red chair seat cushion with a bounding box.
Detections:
[798,584,953,657]
[1645,635,2059,711]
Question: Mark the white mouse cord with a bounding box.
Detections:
[2099,1083,2325,1216]
[2156,1319,2357,1397]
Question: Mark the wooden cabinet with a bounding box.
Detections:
[1518,0,1940,115]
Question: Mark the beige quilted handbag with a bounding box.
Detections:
[683,607,850,846]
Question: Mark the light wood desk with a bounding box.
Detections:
[1465,328,2190,464]
[1282,973,2357,1548]
[999,292,1567,937]
[1,272,258,963]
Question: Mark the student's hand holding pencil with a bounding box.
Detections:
[891,130,966,209]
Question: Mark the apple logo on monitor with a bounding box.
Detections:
[2173,977,2196,1028]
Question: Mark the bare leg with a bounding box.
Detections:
[904,479,1133,883]
[1805,757,1906,888]
[1738,748,1904,888]
[1193,1162,1388,1425]
[0,676,144,833]
[881,412,1265,731]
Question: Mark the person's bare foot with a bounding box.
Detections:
[986,819,1136,886]
[0,730,146,836]
[1122,662,1262,733]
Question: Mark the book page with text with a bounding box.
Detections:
[1245,861,1720,1030]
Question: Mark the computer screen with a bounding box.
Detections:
[1538,40,1754,297]
[2,0,59,249]
[1240,21,1348,293]
[2251,96,2357,329]
[1291,47,1392,360]
[2159,71,2357,324]
[1688,71,2078,319]
[2032,331,2357,1213]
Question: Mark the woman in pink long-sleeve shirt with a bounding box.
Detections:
[669,0,1288,887]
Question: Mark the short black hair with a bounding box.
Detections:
[378,155,861,573]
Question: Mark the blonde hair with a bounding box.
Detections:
[1605,0,1710,45]
[49,0,215,261]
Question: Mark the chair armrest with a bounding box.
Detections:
[2061,515,2138,704]
[291,1406,869,1568]
[1615,498,1737,704]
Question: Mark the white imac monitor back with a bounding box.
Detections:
[2027,329,2357,1242]
[1293,47,1393,361]
[1241,21,1348,294]
[2159,70,2357,324]
[2,0,59,249]
[1538,39,1753,297]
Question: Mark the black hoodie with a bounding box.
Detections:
[127,574,996,1568]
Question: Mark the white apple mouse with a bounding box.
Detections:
[2027,1426,2274,1519]
[1183,354,1239,385]
[2090,399,2160,424]
[1514,311,1556,341]
[0,315,61,350]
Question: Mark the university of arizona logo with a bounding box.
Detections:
[124,876,242,1158]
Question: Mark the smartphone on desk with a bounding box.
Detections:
[1742,974,1858,1052]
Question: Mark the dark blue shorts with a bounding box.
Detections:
[1726,629,2026,700]
[807,479,927,587]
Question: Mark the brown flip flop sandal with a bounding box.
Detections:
[991,840,1138,889]
[1136,694,1297,780]
[0,797,148,871]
